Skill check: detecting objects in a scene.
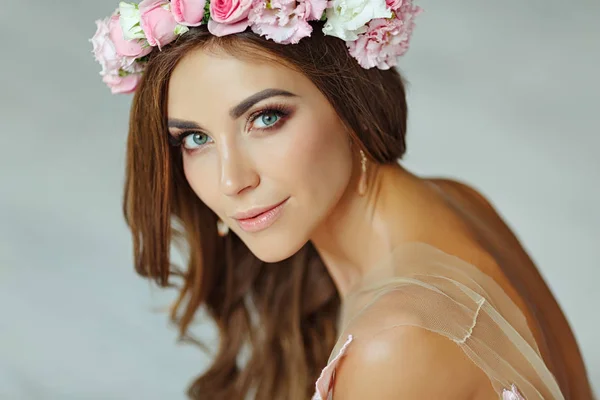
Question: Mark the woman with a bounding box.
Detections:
[91,1,594,399]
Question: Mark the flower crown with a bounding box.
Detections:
[90,0,422,94]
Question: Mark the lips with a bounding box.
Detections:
[233,198,289,221]
[232,197,289,233]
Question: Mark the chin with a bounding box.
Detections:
[240,234,308,264]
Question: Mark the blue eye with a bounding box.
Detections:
[182,132,212,150]
[251,111,281,129]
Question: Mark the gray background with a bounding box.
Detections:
[1,0,598,398]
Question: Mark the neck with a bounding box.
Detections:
[310,162,418,298]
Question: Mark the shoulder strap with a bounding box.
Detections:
[330,242,564,399]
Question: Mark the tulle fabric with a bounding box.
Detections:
[312,242,564,400]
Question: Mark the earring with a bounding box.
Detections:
[358,150,368,195]
[217,219,229,237]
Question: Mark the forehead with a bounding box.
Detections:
[167,48,312,118]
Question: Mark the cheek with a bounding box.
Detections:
[182,155,221,214]
[274,116,352,200]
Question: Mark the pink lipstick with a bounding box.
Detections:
[233,198,289,233]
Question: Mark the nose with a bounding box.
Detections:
[219,140,260,197]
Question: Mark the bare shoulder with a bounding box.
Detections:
[332,324,496,399]
[425,176,525,257]
[427,177,498,213]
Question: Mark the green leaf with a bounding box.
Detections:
[174,25,190,35]
[202,1,211,24]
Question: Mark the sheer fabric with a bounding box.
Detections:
[312,242,564,399]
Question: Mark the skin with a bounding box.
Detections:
[167,47,399,295]
[167,48,593,398]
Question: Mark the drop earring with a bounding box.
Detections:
[358,149,368,196]
[217,219,229,237]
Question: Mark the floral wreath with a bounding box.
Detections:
[90,0,423,94]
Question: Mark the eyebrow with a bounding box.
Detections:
[167,88,298,131]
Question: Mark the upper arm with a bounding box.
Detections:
[332,326,495,400]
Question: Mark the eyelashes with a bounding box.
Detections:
[168,103,294,150]
[247,103,292,132]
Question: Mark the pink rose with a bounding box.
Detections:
[91,17,122,76]
[139,0,179,49]
[386,0,404,11]
[207,0,253,36]
[108,15,152,58]
[347,1,421,69]
[347,18,407,69]
[171,0,207,26]
[102,73,143,94]
[249,0,327,44]
[90,16,144,94]
[304,0,328,21]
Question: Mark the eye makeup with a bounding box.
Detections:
[245,103,294,133]
[168,102,296,152]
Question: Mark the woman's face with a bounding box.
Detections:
[167,47,354,262]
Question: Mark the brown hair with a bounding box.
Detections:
[123,22,409,400]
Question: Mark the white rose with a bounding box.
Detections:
[118,2,146,41]
[322,0,392,41]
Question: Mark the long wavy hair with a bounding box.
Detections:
[123,22,409,400]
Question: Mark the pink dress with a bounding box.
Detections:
[310,242,564,400]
